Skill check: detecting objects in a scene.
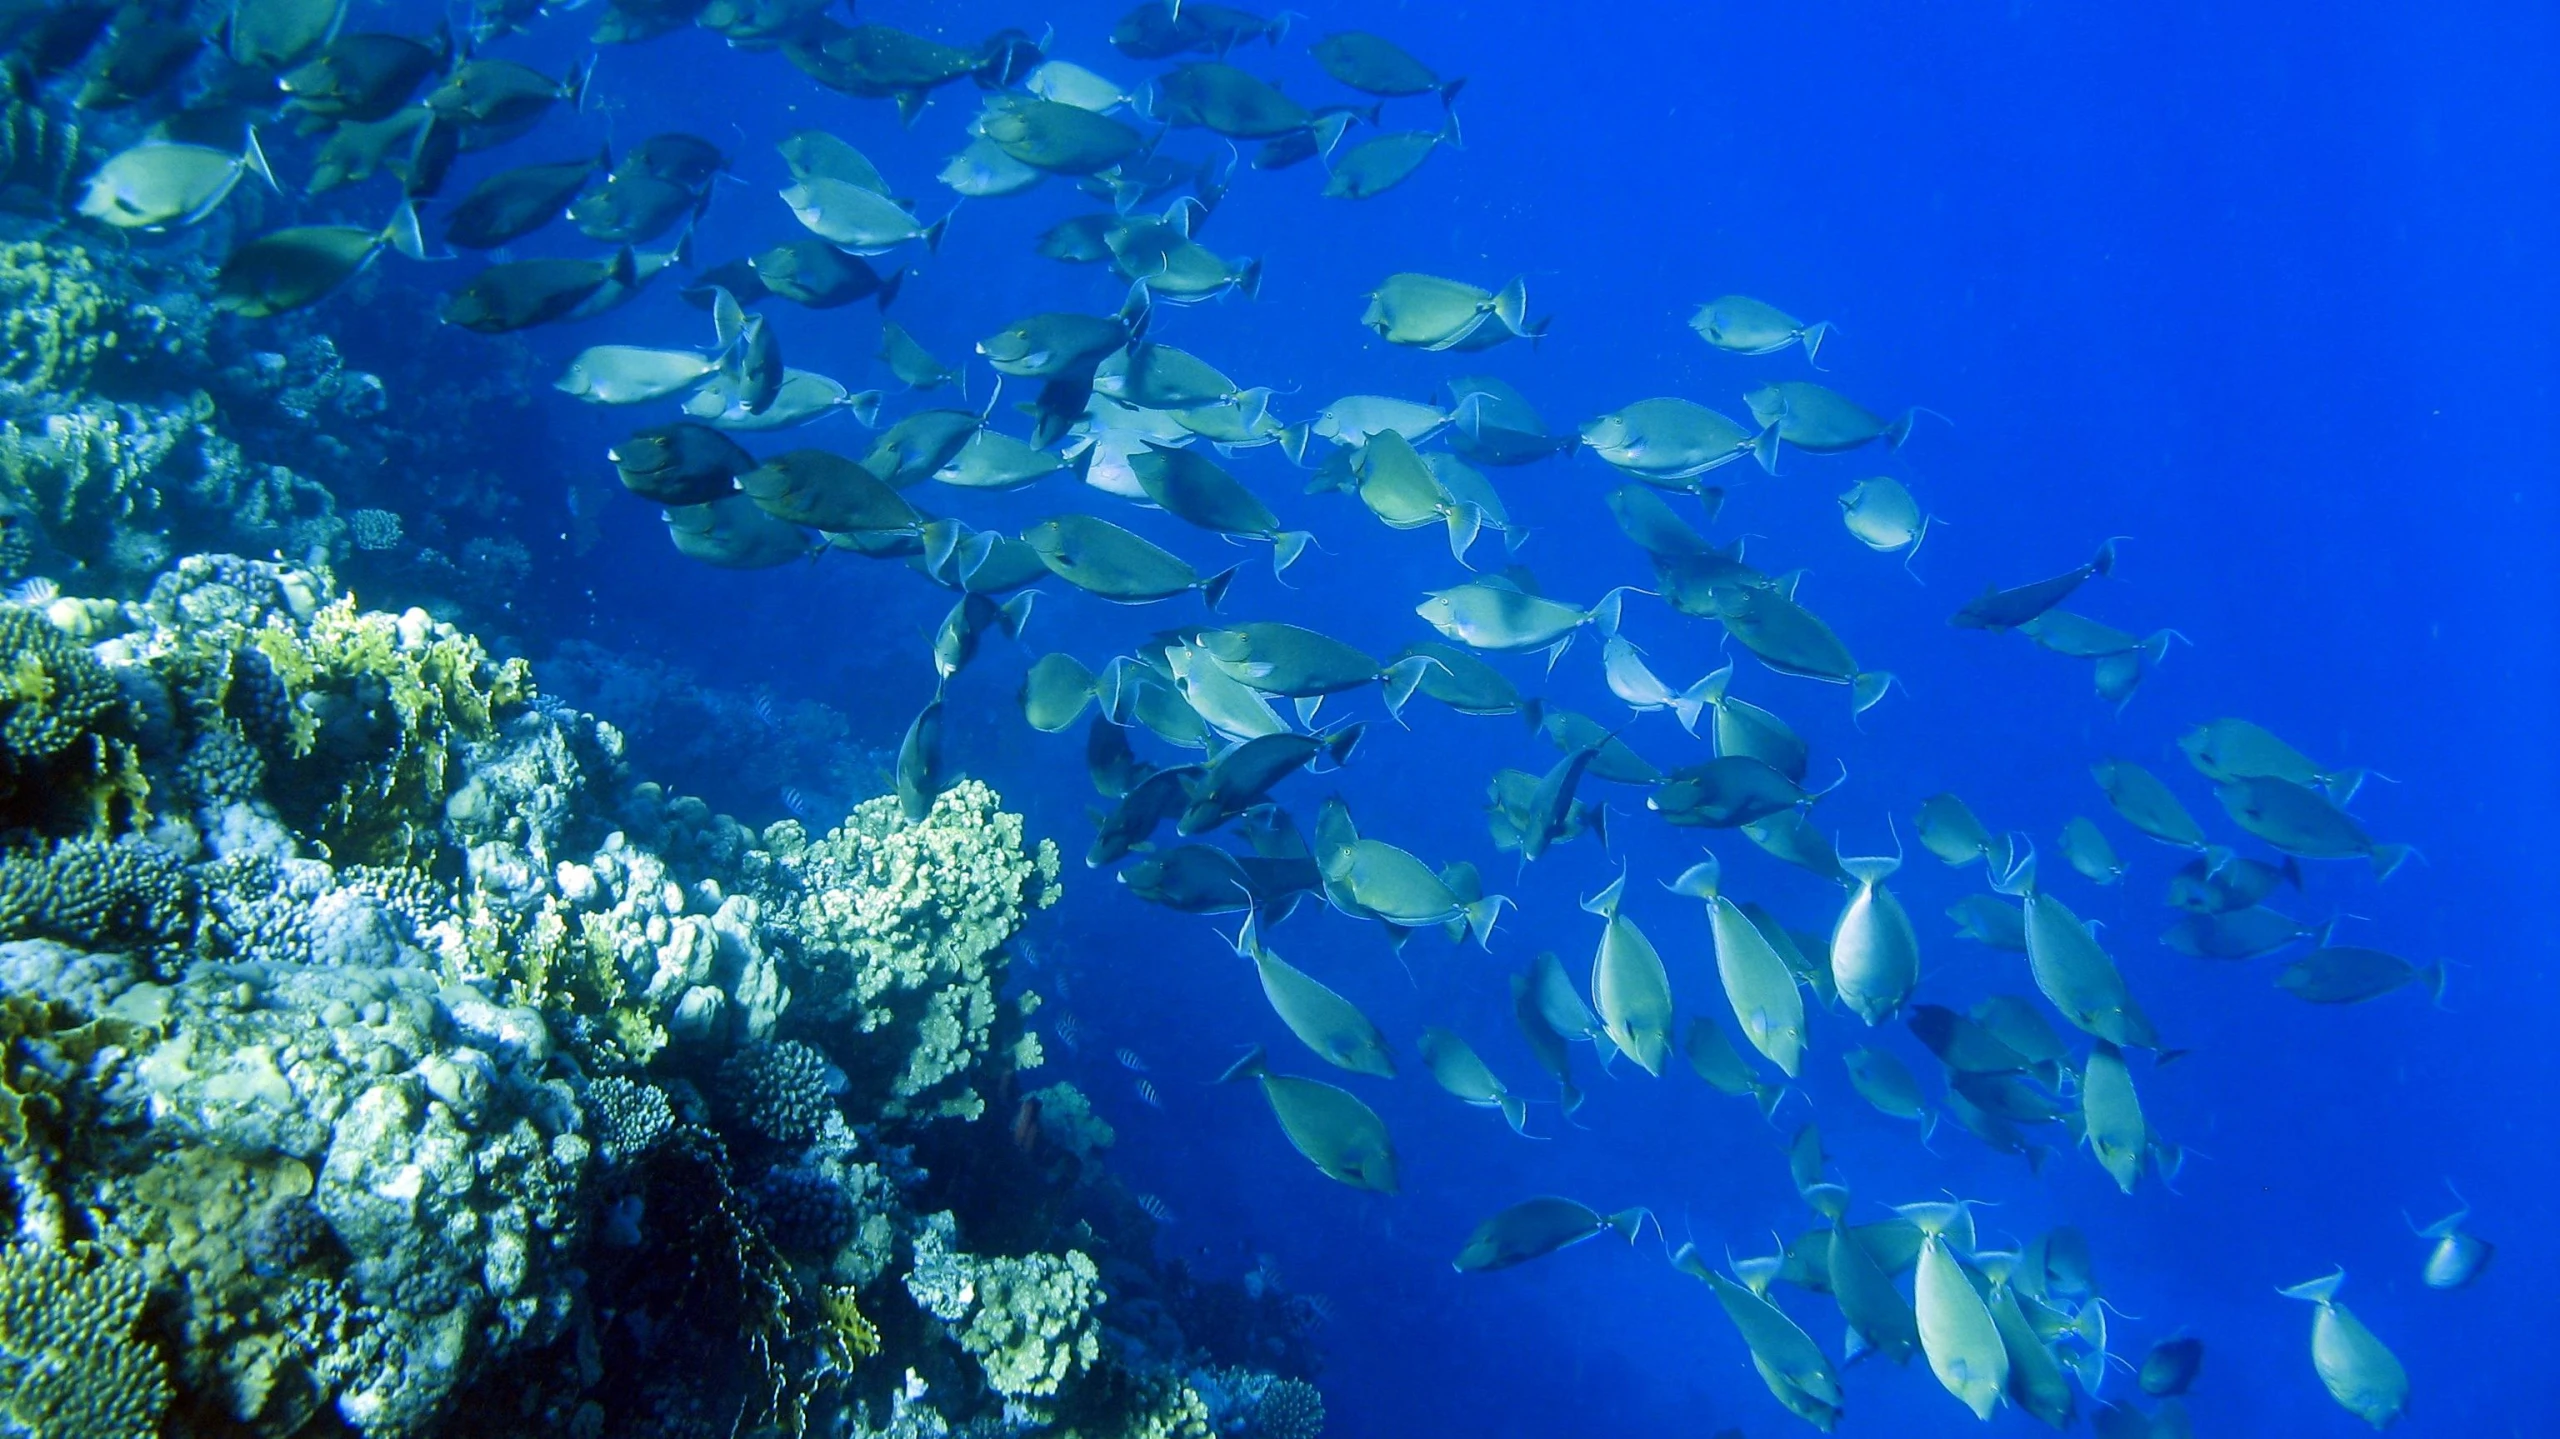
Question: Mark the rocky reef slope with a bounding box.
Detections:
[0,555,1323,1439]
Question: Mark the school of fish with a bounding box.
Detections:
[74,0,2481,1429]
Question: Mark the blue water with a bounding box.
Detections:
[412,0,2557,1432]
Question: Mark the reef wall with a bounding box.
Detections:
[0,553,1324,1439]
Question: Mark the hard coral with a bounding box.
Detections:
[906,1210,1103,1405]
[0,1241,172,1439]
[0,600,141,834]
[768,780,1061,1120]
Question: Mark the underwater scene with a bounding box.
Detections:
[0,0,2549,1435]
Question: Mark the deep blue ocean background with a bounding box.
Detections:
[375,1,2557,1432]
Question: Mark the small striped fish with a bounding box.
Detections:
[1134,1193,1176,1224]
[1115,1047,1149,1073]
[1132,1078,1163,1110]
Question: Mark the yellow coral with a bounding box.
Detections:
[816,1284,879,1368]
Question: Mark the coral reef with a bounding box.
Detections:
[0,554,1316,1439]
[0,209,557,633]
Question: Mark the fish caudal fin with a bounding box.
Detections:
[2277,1268,2346,1304]
[1380,654,1436,726]
[1799,320,1834,368]
[1216,1045,1271,1084]
[2372,843,2417,880]
[1497,1092,1530,1136]
[1445,504,1486,566]
[1199,563,1241,611]
[1850,671,1895,714]
[1272,530,1313,577]
[1464,895,1511,949]
[1750,419,1783,475]
[921,214,950,253]
[1493,275,1530,337]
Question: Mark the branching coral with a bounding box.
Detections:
[0,601,143,834]
[0,1241,172,1439]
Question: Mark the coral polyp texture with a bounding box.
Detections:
[0,558,1320,1439]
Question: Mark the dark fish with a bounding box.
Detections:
[1089,765,1203,867]
[736,448,922,533]
[932,590,1033,684]
[77,16,203,110]
[280,29,449,123]
[895,699,945,821]
[570,169,703,245]
[1180,728,1362,836]
[423,55,590,143]
[1951,540,2118,632]
[1453,1197,1646,1273]
[1324,119,1458,200]
[1146,61,1310,138]
[1310,31,1464,104]
[1650,756,1825,828]
[663,495,811,568]
[2276,946,2447,1005]
[623,132,728,189]
[216,205,425,317]
[1120,843,1256,914]
[1111,0,1286,59]
[609,422,755,505]
[444,149,607,249]
[751,241,901,309]
[2139,1336,2204,1398]
[443,249,636,333]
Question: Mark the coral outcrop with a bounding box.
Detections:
[0,556,1322,1439]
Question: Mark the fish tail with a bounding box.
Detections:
[567,52,597,112]
[1754,1082,1786,1123]
[1840,854,1901,886]
[995,591,1035,640]
[1236,256,1264,301]
[1850,671,1894,714]
[1497,1093,1530,1136]
[1320,722,1364,768]
[1585,801,1610,853]
[1750,419,1783,475]
[1199,563,1241,612]
[848,390,885,427]
[1604,1207,1652,1244]
[2091,536,2120,577]
[1445,503,1485,567]
[385,200,426,262]
[1663,854,1720,900]
[1438,76,1469,108]
[1670,673,1720,736]
[2277,1268,2346,1304]
[1272,530,1313,577]
[921,214,951,253]
[1379,654,1435,727]
[2425,960,2452,1010]
[876,268,907,312]
[1799,320,1834,368]
[1215,1044,1271,1084]
[1492,275,1530,337]
[1464,895,1511,949]
[2371,843,2417,881]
